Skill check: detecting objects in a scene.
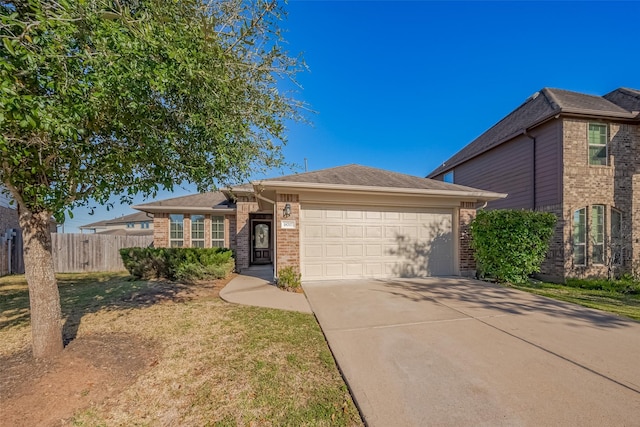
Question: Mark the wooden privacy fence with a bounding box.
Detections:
[52,233,153,273]
[0,228,23,277]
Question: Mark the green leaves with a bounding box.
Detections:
[0,0,304,219]
[470,210,557,284]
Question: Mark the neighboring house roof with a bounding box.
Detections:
[133,191,234,213]
[604,88,640,113]
[80,211,152,229]
[98,229,154,236]
[427,87,640,178]
[256,164,506,201]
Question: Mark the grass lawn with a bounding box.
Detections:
[509,279,640,322]
[0,272,362,426]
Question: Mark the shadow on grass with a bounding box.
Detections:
[0,273,198,345]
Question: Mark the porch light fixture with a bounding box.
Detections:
[283,203,292,218]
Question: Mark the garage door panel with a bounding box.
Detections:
[366,244,382,257]
[323,244,342,257]
[301,205,454,280]
[346,226,363,238]
[325,225,343,237]
[304,244,323,258]
[366,226,383,238]
[325,263,344,277]
[366,211,382,220]
[304,224,323,238]
[345,245,363,257]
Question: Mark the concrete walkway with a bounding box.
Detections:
[220,265,312,313]
[304,277,640,427]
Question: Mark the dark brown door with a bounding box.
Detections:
[252,221,272,264]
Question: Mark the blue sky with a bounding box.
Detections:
[64,0,640,231]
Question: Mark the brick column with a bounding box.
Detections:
[153,213,169,247]
[235,198,259,270]
[276,194,300,276]
[183,215,192,247]
[458,204,476,277]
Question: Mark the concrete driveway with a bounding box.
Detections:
[303,278,640,426]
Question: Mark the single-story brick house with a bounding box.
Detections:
[134,165,505,280]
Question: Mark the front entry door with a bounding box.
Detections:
[252,221,272,264]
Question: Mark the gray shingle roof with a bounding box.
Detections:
[80,211,152,229]
[134,191,230,210]
[261,164,497,194]
[427,87,640,178]
[604,88,640,113]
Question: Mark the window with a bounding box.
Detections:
[191,215,205,248]
[126,222,135,229]
[573,208,586,265]
[169,214,184,247]
[588,123,608,165]
[591,205,605,264]
[211,216,225,247]
[443,171,454,183]
[611,209,622,265]
[141,221,150,229]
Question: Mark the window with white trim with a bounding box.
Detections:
[573,208,586,265]
[169,214,184,247]
[591,205,605,264]
[611,208,623,265]
[141,221,150,229]
[126,222,135,229]
[191,215,205,248]
[211,216,225,248]
[588,123,608,166]
[443,171,454,183]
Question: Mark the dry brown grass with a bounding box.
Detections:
[0,273,362,426]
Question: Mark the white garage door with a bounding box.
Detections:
[300,205,454,280]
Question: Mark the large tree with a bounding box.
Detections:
[0,0,304,358]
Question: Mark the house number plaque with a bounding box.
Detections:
[281,220,296,229]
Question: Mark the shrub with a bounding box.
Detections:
[120,247,234,282]
[470,209,556,284]
[276,266,302,292]
[565,277,640,295]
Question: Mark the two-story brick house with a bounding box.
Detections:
[428,87,640,281]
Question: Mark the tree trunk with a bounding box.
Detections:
[19,209,63,358]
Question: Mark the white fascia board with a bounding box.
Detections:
[253,180,507,202]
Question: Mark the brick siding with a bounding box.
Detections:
[275,194,300,276]
[458,206,476,276]
[562,119,640,279]
[153,213,169,247]
[235,197,259,271]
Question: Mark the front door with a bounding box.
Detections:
[251,221,273,264]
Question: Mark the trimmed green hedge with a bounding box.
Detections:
[470,209,556,284]
[119,247,235,281]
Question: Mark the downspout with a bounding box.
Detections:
[254,192,277,281]
[524,129,537,210]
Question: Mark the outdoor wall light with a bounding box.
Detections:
[283,203,292,218]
